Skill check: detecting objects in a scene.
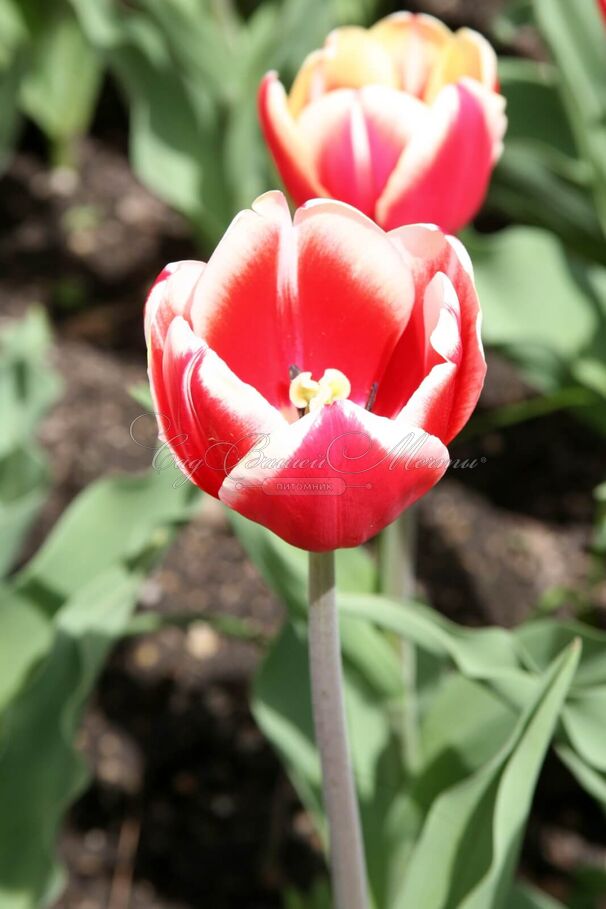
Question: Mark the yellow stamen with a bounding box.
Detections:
[289,371,321,409]
[289,368,351,413]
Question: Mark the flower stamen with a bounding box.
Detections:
[289,367,351,414]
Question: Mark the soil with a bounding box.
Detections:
[2,2,605,904]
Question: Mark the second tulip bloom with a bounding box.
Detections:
[259,12,506,234]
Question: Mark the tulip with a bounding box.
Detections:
[258,13,506,234]
[145,191,486,552]
[600,0,606,21]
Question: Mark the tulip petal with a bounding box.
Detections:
[360,86,428,195]
[297,86,427,214]
[189,191,298,415]
[424,28,499,102]
[370,12,451,97]
[293,199,414,406]
[190,193,414,413]
[145,260,206,437]
[297,89,375,215]
[160,318,286,496]
[287,49,328,117]
[395,274,461,437]
[258,72,327,207]
[376,80,506,234]
[376,224,485,443]
[219,399,449,550]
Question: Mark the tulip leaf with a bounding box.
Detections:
[515,619,606,689]
[497,57,577,158]
[0,464,200,907]
[0,307,61,458]
[419,675,517,794]
[487,147,606,266]
[392,640,580,909]
[466,226,606,427]
[556,744,606,813]
[253,616,408,909]
[562,688,606,773]
[15,466,200,607]
[508,882,567,909]
[533,0,606,236]
[0,309,61,577]
[0,54,23,174]
[284,881,332,909]
[0,446,50,578]
[229,514,403,698]
[0,587,52,719]
[339,592,526,685]
[0,566,140,909]
[19,5,102,149]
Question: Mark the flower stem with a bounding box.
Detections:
[308,550,369,909]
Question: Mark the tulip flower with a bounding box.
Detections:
[145,191,486,552]
[599,0,606,21]
[258,13,506,234]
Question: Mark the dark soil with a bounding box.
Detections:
[2,2,605,903]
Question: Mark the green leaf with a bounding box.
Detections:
[392,640,580,909]
[508,881,567,909]
[0,308,61,457]
[465,227,606,404]
[487,148,606,266]
[228,515,403,698]
[71,0,232,242]
[20,6,102,146]
[497,57,577,158]
[556,744,606,812]
[0,309,61,576]
[0,447,50,577]
[0,567,140,909]
[562,687,606,772]
[515,619,606,689]
[0,453,200,905]
[0,0,27,65]
[338,593,526,686]
[419,675,517,798]
[533,0,606,235]
[15,467,200,606]
[284,880,332,909]
[253,617,406,909]
[122,48,230,241]
[0,57,23,173]
[0,587,51,718]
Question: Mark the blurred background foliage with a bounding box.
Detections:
[0,0,606,907]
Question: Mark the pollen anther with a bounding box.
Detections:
[289,367,351,413]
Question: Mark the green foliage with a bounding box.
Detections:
[19,4,102,162]
[465,226,606,432]
[0,0,102,169]
[533,0,606,236]
[67,0,376,243]
[488,58,605,264]
[236,518,606,908]
[0,468,200,907]
[0,309,62,578]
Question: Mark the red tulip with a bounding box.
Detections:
[599,0,606,21]
[258,13,506,234]
[145,192,486,551]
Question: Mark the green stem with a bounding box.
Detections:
[379,508,420,773]
[308,550,369,909]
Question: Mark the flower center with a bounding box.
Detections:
[289,367,351,414]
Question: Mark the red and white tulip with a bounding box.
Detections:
[259,13,506,234]
[145,192,486,551]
